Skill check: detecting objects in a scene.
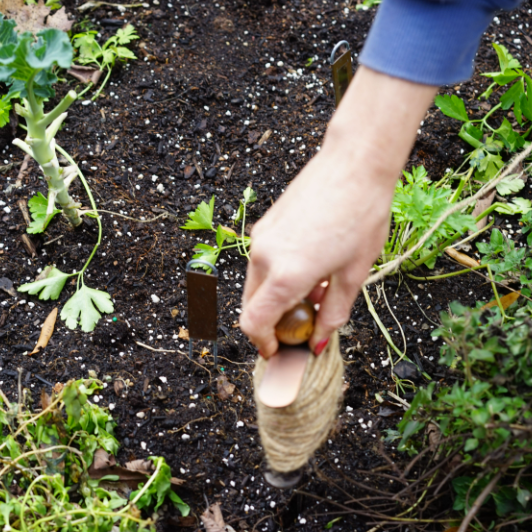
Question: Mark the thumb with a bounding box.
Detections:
[310,272,360,354]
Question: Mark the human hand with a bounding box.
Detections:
[240,67,437,359]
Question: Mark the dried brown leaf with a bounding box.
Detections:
[178,327,190,340]
[40,389,51,410]
[471,189,496,230]
[67,65,103,85]
[217,375,235,400]
[257,129,272,146]
[481,291,521,311]
[113,379,125,395]
[201,504,236,532]
[29,308,58,355]
[0,0,73,33]
[444,247,479,269]
[92,448,116,470]
[124,459,154,474]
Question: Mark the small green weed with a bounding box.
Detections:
[181,187,256,271]
[72,25,139,100]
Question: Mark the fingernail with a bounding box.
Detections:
[314,337,329,356]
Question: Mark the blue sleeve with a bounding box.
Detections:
[358,0,524,86]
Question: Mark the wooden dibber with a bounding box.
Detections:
[257,300,316,408]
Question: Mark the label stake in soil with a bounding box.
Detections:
[186,260,218,368]
[330,40,353,106]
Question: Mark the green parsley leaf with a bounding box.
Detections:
[61,285,114,332]
[435,94,469,122]
[115,25,139,45]
[495,197,532,215]
[27,192,61,233]
[496,173,525,196]
[0,96,11,128]
[18,266,70,300]
[180,195,215,231]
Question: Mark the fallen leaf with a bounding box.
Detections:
[40,388,51,410]
[481,291,521,311]
[471,189,496,230]
[0,0,73,32]
[184,165,196,179]
[92,448,117,470]
[53,382,63,394]
[217,375,235,400]
[257,129,272,146]
[29,308,58,355]
[201,504,237,532]
[444,247,479,269]
[178,327,190,340]
[220,225,237,236]
[427,422,441,451]
[67,65,103,85]
[0,277,16,297]
[114,379,125,395]
[124,459,153,474]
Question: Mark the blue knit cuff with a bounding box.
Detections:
[359,0,523,86]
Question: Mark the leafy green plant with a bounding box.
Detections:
[26,0,62,9]
[381,165,478,270]
[436,44,532,185]
[477,225,532,297]
[181,187,256,271]
[0,16,115,331]
[396,302,532,527]
[71,25,138,100]
[0,14,81,228]
[0,378,189,531]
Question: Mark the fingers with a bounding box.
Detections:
[240,268,313,359]
[310,272,360,354]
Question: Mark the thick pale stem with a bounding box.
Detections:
[14,94,82,228]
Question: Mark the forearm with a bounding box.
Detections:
[321,66,438,192]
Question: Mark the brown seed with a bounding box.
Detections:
[275,299,315,345]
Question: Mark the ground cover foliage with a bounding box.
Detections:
[1,1,532,531]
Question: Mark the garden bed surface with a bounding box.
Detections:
[1,1,532,530]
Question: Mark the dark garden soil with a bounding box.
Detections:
[1,1,532,531]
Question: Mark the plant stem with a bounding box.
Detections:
[14,85,81,228]
[91,68,112,101]
[76,82,94,100]
[241,202,251,260]
[406,264,488,281]
[55,144,101,277]
[362,286,404,359]
[449,167,474,203]
[487,264,507,322]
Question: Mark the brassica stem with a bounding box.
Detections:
[13,75,82,228]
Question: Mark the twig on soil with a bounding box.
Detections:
[135,340,176,353]
[364,144,532,286]
[167,413,220,434]
[457,468,505,532]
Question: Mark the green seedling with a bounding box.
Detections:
[0,378,189,531]
[0,14,81,228]
[181,187,256,271]
[71,25,138,100]
[26,0,62,8]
